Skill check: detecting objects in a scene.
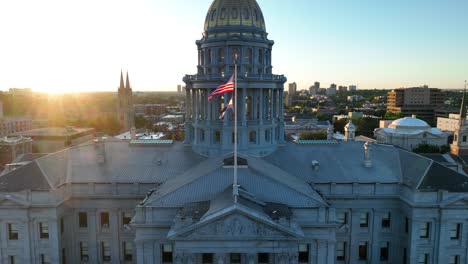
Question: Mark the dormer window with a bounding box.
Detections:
[223,156,248,167]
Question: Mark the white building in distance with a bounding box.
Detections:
[374,116,449,150]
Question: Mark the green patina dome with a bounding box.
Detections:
[204,0,266,34]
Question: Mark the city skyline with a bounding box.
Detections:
[0,0,467,93]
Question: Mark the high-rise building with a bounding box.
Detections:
[117,71,135,132]
[288,82,297,96]
[349,85,357,92]
[338,86,347,93]
[387,85,445,122]
[177,85,182,93]
[309,82,320,95]
[327,83,337,96]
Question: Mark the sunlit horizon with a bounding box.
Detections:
[0,0,467,93]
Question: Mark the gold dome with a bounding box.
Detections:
[204,0,266,33]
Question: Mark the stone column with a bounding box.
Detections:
[316,240,327,264]
[21,219,33,263]
[259,88,264,125]
[246,253,256,264]
[184,88,191,144]
[278,87,285,143]
[214,253,226,264]
[326,241,335,264]
[207,89,212,121]
[87,210,98,264]
[48,218,60,263]
[242,87,247,126]
[136,241,144,264]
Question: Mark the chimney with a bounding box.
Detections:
[363,142,372,168]
[94,137,106,164]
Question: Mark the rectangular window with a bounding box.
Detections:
[405,217,409,233]
[420,222,430,238]
[214,131,221,144]
[122,212,132,226]
[418,254,428,264]
[230,253,241,264]
[360,212,369,227]
[403,248,407,264]
[41,254,50,264]
[8,223,18,240]
[449,223,461,240]
[382,212,391,228]
[123,241,133,261]
[337,212,348,225]
[101,241,111,262]
[62,248,66,264]
[358,242,368,260]
[463,136,466,142]
[80,241,89,261]
[380,242,389,261]
[60,217,64,234]
[202,253,213,264]
[100,212,110,229]
[336,241,346,261]
[449,255,460,264]
[258,253,269,263]
[162,244,173,263]
[9,256,17,264]
[79,212,88,228]
[39,222,49,239]
[298,243,309,263]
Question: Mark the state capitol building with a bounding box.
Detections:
[0,0,468,264]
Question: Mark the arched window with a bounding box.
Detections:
[218,48,224,64]
[207,49,212,64]
[254,9,259,21]
[220,8,226,19]
[243,8,250,20]
[232,48,239,63]
[244,48,252,64]
[249,131,256,143]
[200,129,205,142]
[211,9,217,21]
[200,50,205,65]
[258,49,263,64]
[232,8,238,19]
[265,130,270,142]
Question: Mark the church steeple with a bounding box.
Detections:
[120,70,125,90]
[126,71,131,90]
[460,81,467,124]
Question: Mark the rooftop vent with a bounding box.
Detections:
[311,160,320,172]
[363,142,372,168]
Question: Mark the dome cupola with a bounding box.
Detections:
[204,0,267,37]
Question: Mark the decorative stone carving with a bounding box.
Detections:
[182,214,288,239]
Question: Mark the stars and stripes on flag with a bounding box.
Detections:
[219,98,233,119]
[208,75,234,101]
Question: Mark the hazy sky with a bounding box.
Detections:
[0,0,467,92]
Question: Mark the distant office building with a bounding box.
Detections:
[349,85,357,92]
[309,82,320,95]
[338,86,347,93]
[387,85,445,122]
[117,71,135,132]
[326,83,337,96]
[13,127,95,153]
[318,88,327,94]
[347,95,364,102]
[134,104,167,116]
[177,85,183,93]
[375,116,449,150]
[8,88,32,96]
[0,136,32,166]
[288,82,297,96]
[438,114,467,132]
[0,101,33,136]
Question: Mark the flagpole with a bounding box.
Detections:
[233,53,239,204]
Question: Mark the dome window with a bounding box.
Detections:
[211,9,217,21]
[254,9,258,21]
[232,8,238,19]
[220,8,226,19]
[243,8,250,20]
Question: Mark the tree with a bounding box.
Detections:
[355,117,379,137]
[299,131,327,140]
[412,144,450,154]
[384,111,404,120]
[333,119,348,134]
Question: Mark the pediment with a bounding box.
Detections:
[0,195,30,207]
[168,205,303,241]
[441,196,468,208]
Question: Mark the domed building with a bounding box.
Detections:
[374,116,449,150]
[0,1,468,264]
[183,0,286,157]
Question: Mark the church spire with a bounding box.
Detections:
[120,70,125,90]
[126,71,131,90]
[460,81,467,123]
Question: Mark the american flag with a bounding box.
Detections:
[208,75,234,101]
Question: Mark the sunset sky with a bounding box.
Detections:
[0,0,467,92]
